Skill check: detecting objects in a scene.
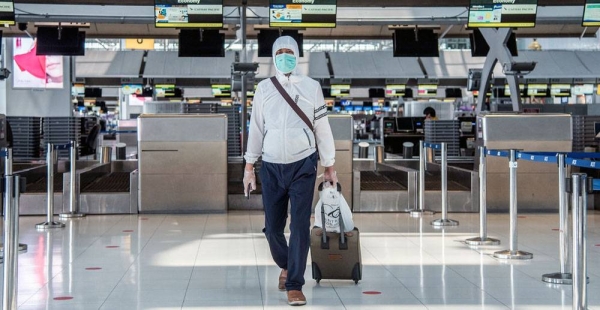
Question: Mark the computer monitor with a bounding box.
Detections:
[395,117,414,132]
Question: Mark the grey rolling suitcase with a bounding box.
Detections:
[310,182,362,284]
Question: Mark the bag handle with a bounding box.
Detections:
[270,77,313,132]
[318,181,348,250]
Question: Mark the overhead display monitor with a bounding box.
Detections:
[526,84,548,97]
[155,84,176,97]
[393,29,439,57]
[72,83,85,97]
[269,0,337,28]
[551,84,572,97]
[155,0,223,28]
[122,84,143,95]
[573,84,594,95]
[257,29,304,57]
[330,84,350,97]
[385,85,406,98]
[583,0,600,26]
[0,0,14,25]
[179,29,224,57]
[417,85,438,97]
[36,27,86,56]
[468,0,538,28]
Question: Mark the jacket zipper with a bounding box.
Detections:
[302,128,312,147]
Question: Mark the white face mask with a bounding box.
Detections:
[275,53,297,74]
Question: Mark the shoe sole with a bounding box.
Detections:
[288,300,307,306]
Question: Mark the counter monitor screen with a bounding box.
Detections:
[551,84,571,97]
[395,118,414,133]
[155,0,223,28]
[37,27,86,56]
[72,83,85,97]
[385,84,406,97]
[417,85,438,97]
[269,0,336,28]
[212,84,231,97]
[526,84,548,97]
[0,1,15,25]
[393,29,439,57]
[468,0,538,28]
[583,0,600,26]
[330,84,350,97]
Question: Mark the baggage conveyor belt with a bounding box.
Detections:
[24,174,64,193]
[81,172,131,192]
[360,171,468,191]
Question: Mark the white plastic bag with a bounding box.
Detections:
[314,182,354,233]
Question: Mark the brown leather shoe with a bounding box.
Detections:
[278,269,287,291]
[287,290,306,306]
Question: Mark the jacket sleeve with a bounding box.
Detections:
[313,84,335,167]
[243,83,264,164]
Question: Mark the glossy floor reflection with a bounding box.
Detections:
[1,211,599,310]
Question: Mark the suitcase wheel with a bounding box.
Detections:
[352,263,361,284]
[312,262,322,283]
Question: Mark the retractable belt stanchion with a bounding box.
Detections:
[411,140,434,218]
[493,149,532,260]
[543,153,572,284]
[59,141,85,219]
[466,146,500,245]
[3,172,23,310]
[0,148,27,256]
[431,142,459,227]
[570,173,589,310]
[36,143,65,230]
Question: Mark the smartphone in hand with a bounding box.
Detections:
[246,183,252,200]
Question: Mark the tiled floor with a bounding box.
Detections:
[2,211,599,309]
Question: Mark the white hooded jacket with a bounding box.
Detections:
[244,36,336,167]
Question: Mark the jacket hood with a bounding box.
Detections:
[272,36,300,76]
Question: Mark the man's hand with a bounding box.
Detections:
[323,166,338,188]
[243,166,256,197]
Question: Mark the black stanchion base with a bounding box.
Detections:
[493,250,533,260]
[465,237,501,246]
[35,221,65,230]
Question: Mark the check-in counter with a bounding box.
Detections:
[478,113,572,212]
[138,114,228,213]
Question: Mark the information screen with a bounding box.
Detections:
[330,84,350,97]
[385,85,406,98]
[583,0,600,26]
[155,0,223,28]
[0,0,14,25]
[122,84,143,95]
[551,84,571,97]
[155,84,176,97]
[468,0,537,28]
[573,84,594,95]
[526,84,548,97]
[212,84,231,97]
[72,83,85,97]
[417,85,438,97]
[269,0,336,28]
[504,84,525,96]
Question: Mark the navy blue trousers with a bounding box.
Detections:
[260,152,317,291]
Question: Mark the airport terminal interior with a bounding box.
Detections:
[2,0,600,309]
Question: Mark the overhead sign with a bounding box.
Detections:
[269,0,337,28]
[583,0,600,26]
[155,0,223,28]
[468,0,538,28]
[0,0,14,25]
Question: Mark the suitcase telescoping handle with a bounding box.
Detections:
[319,182,348,250]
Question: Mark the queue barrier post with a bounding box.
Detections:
[466,146,500,245]
[35,143,65,230]
[431,142,459,227]
[493,149,532,260]
[59,141,85,219]
[570,173,590,310]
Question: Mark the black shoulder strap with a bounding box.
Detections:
[270,76,313,132]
